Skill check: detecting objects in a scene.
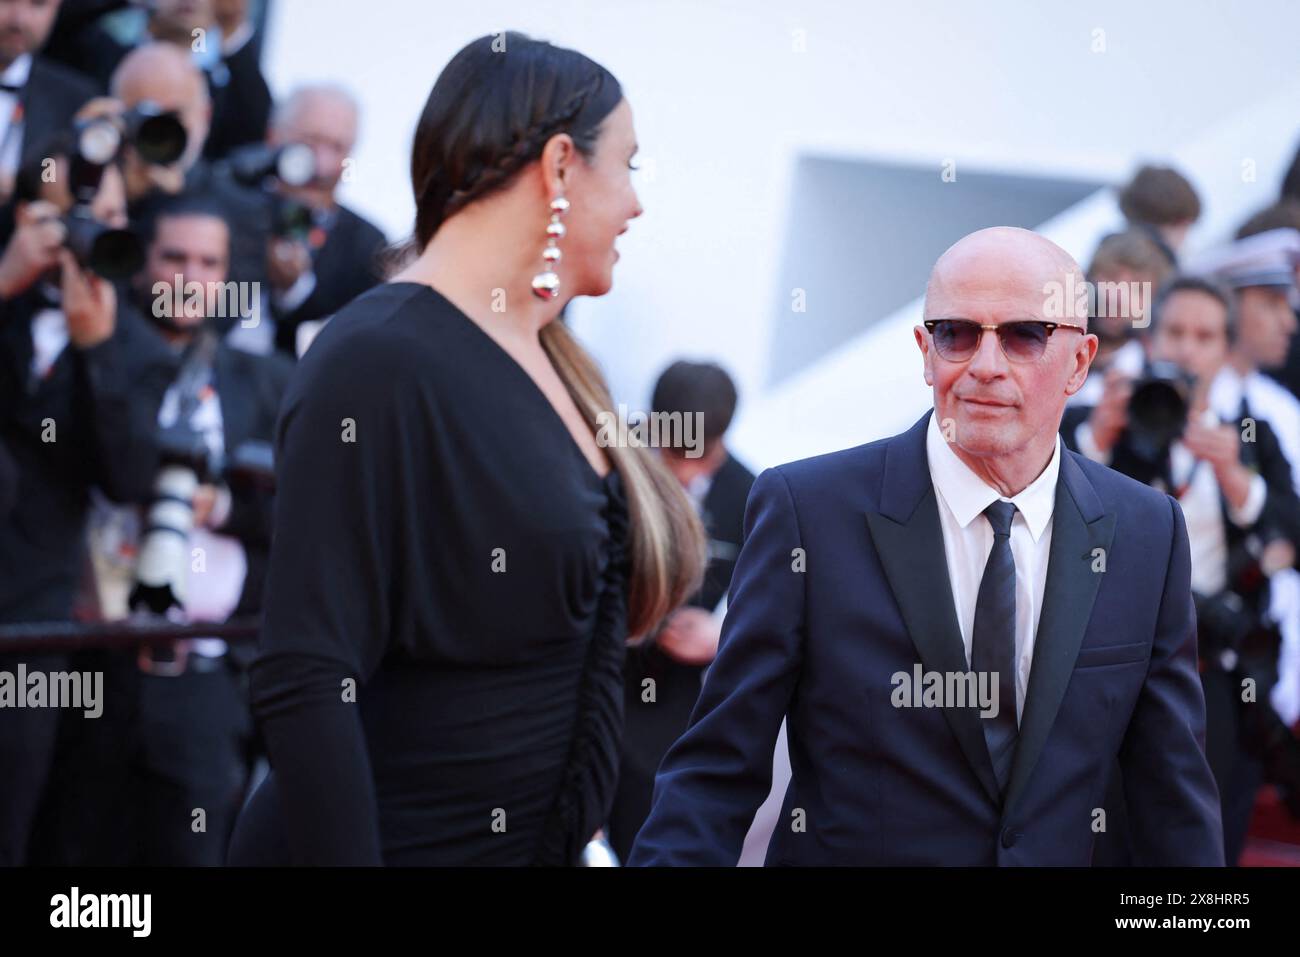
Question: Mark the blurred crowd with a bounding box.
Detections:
[0,0,1296,869]
[0,0,390,866]
[1060,164,1300,864]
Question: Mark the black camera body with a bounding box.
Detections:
[61,115,155,280]
[62,206,144,281]
[1125,360,1198,463]
[227,142,318,241]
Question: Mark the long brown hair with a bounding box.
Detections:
[410,32,706,636]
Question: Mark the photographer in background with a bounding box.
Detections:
[43,0,270,160]
[1234,201,1300,404]
[124,195,287,864]
[1064,276,1300,865]
[0,0,98,217]
[1117,164,1202,268]
[40,195,290,865]
[1066,228,1173,410]
[204,0,270,159]
[1200,228,1300,497]
[112,42,271,320]
[0,133,173,866]
[261,85,386,358]
[608,360,756,862]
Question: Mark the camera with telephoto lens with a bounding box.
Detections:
[129,429,277,616]
[62,118,145,280]
[227,142,318,241]
[120,102,189,166]
[1124,360,1198,464]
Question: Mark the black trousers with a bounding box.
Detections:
[132,657,252,865]
[1201,667,1264,865]
[29,650,252,866]
[0,652,66,866]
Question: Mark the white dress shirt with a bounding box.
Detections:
[1210,365,1300,496]
[1074,402,1265,595]
[1167,407,1265,594]
[925,413,1061,724]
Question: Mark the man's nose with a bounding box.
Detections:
[966,325,1008,378]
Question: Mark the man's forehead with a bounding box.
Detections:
[925,270,1066,318]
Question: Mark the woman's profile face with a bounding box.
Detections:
[558,98,643,298]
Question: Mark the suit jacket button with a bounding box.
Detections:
[1000,827,1019,848]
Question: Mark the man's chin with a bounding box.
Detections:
[952,418,1024,456]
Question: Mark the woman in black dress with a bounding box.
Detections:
[228,33,706,865]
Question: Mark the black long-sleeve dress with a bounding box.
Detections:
[227,282,630,865]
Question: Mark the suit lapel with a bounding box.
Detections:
[19,61,54,154]
[214,344,255,454]
[865,410,1003,806]
[1002,449,1115,815]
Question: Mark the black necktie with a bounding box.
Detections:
[972,499,1019,795]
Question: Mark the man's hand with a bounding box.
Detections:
[73,96,127,126]
[1086,367,1133,454]
[267,237,311,293]
[656,606,721,665]
[1183,411,1252,511]
[193,484,219,528]
[60,250,117,349]
[1261,538,1296,575]
[1181,419,1241,472]
[0,202,66,299]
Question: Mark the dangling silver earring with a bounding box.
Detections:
[531,195,570,300]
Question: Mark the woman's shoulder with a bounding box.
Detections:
[280,283,453,417]
[310,281,433,351]
[293,283,455,382]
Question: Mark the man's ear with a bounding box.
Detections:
[914,325,934,386]
[1064,333,1099,395]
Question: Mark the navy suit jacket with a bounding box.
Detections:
[629,410,1224,866]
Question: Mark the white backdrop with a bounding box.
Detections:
[264,0,1300,470]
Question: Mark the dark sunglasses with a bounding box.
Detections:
[922,319,1087,363]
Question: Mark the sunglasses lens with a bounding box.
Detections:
[932,321,979,359]
[1001,322,1049,361]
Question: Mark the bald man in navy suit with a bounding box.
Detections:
[630,227,1223,866]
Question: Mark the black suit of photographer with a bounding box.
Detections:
[1061,402,1300,577]
[206,340,293,619]
[270,204,387,357]
[1062,400,1300,864]
[28,329,292,866]
[0,57,98,248]
[122,336,291,866]
[0,287,175,866]
[0,289,175,622]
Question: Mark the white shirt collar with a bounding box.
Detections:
[2,54,32,88]
[685,472,712,510]
[925,411,1060,542]
[1209,365,1244,419]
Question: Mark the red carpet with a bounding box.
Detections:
[1241,787,1300,866]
